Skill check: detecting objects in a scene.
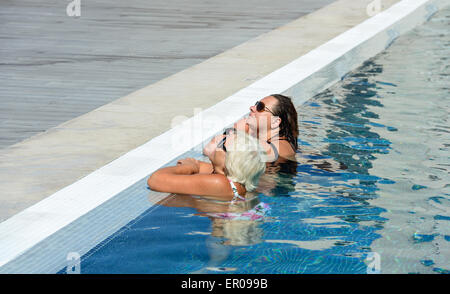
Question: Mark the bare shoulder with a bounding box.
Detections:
[279,140,296,158]
[184,174,234,200]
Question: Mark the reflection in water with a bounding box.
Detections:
[153,193,267,246]
[359,8,450,273]
[302,59,391,207]
[151,193,269,273]
[257,160,298,196]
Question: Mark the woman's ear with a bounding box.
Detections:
[271,116,281,129]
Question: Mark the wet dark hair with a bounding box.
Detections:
[270,94,299,151]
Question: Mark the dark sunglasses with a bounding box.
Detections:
[255,101,275,115]
[217,136,227,152]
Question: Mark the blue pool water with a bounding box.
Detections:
[65,7,449,274]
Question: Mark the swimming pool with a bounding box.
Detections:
[62,6,449,274]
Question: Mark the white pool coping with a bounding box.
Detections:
[0,0,448,273]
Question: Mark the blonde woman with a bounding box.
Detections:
[147,131,266,201]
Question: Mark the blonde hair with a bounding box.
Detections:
[224,131,266,192]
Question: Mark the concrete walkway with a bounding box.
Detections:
[0,0,399,222]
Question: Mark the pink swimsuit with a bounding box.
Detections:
[206,178,270,221]
[228,178,246,203]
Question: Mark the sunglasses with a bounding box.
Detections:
[217,136,227,152]
[255,101,275,115]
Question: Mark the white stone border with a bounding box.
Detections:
[0,0,447,273]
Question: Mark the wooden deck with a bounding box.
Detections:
[0,0,332,149]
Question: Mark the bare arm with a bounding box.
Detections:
[147,161,233,199]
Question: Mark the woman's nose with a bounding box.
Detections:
[250,105,256,112]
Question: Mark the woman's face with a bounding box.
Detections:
[248,96,278,133]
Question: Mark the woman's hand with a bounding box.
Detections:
[176,158,200,174]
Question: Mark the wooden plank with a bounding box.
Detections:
[0,0,333,149]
